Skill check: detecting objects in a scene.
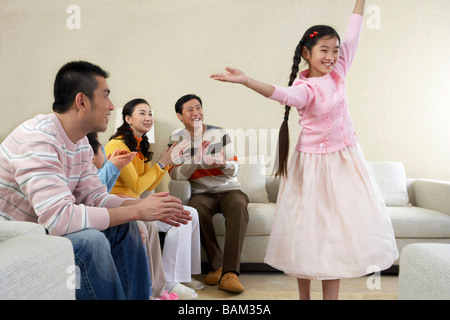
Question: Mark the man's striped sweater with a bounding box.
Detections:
[169,124,241,195]
[0,113,124,235]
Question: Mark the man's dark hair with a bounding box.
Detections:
[174,94,202,114]
[52,61,109,113]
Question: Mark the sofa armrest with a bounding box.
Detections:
[410,179,450,216]
[0,234,75,299]
[0,221,46,242]
[169,180,192,205]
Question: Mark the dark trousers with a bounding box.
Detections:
[188,189,249,275]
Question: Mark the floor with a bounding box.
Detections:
[192,271,399,300]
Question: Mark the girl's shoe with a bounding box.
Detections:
[169,283,198,300]
[158,291,178,300]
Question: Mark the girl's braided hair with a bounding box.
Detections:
[275,25,340,178]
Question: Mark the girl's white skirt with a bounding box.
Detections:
[264,144,399,280]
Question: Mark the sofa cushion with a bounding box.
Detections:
[370,161,410,206]
[212,202,276,236]
[388,206,450,238]
[238,155,269,203]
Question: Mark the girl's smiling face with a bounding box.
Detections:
[125,103,153,137]
[303,36,340,78]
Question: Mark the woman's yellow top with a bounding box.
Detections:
[104,137,169,198]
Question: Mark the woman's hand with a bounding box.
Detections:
[159,140,191,167]
[169,140,191,165]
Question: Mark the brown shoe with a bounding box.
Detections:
[205,267,222,285]
[218,272,245,293]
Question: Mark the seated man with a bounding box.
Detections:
[0,61,191,300]
[169,94,249,293]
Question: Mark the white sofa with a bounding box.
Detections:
[0,221,75,300]
[169,159,450,270]
[399,243,450,299]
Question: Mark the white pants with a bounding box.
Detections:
[139,206,201,297]
[157,206,201,283]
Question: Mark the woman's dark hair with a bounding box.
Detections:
[86,132,101,155]
[109,98,153,162]
[174,94,203,115]
[53,61,109,113]
[275,25,340,178]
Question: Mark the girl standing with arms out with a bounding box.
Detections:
[211,0,398,300]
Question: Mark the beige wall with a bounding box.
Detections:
[1,0,449,192]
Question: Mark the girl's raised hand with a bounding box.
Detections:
[210,67,249,84]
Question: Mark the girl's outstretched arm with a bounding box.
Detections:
[353,0,365,16]
[211,1,366,95]
[210,67,275,98]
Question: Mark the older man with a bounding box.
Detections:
[169,94,249,293]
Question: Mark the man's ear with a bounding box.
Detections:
[176,113,183,122]
[74,92,88,112]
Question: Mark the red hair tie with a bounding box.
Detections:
[309,31,318,38]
